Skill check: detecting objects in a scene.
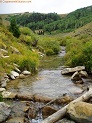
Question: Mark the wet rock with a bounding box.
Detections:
[42,106,57,118]
[10,101,29,120]
[74,80,83,84]
[56,118,75,123]
[22,70,31,75]
[61,66,85,75]
[34,94,52,103]
[67,101,92,123]
[56,95,73,104]
[0,102,11,122]
[6,117,24,123]
[16,93,33,101]
[28,105,37,119]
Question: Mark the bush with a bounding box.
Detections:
[46,49,54,56]
[38,36,60,55]
[19,57,38,73]
[9,18,21,38]
[19,27,38,46]
[64,36,92,73]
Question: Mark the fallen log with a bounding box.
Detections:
[41,87,92,123]
[41,98,57,109]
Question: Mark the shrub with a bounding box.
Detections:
[9,18,21,38]
[19,27,38,46]
[46,49,54,56]
[38,36,60,55]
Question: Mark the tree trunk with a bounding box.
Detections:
[41,88,92,123]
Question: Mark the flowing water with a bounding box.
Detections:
[5,46,83,123]
[6,46,82,98]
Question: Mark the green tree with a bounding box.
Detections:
[0,17,2,25]
[9,18,20,38]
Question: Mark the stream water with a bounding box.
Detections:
[6,46,82,98]
[5,46,84,123]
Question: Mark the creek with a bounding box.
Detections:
[4,46,84,123]
[6,47,82,97]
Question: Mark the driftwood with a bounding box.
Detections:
[41,88,92,123]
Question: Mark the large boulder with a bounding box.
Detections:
[67,101,92,123]
[61,66,85,75]
[0,102,11,122]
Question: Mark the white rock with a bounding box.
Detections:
[13,63,19,67]
[79,70,88,78]
[10,71,19,77]
[2,55,9,58]
[0,88,6,92]
[22,70,31,75]
[2,91,11,98]
[10,74,15,80]
[14,67,21,73]
[61,66,85,75]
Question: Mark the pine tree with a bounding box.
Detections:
[9,18,21,38]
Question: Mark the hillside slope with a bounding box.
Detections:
[8,5,92,33]
[0,25,39,78]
